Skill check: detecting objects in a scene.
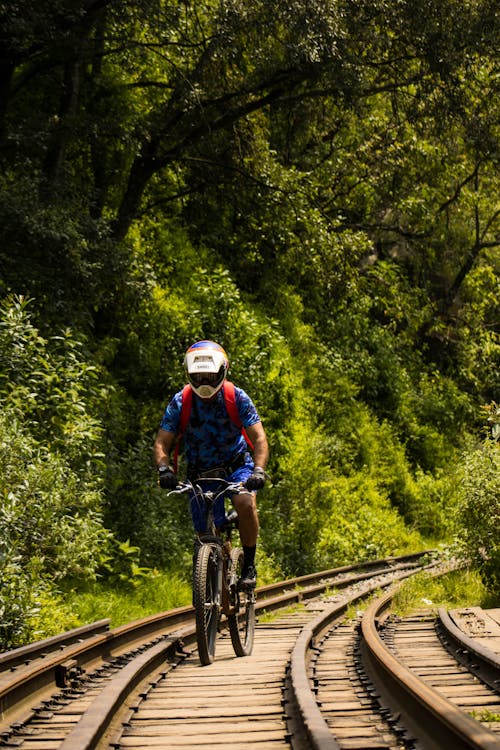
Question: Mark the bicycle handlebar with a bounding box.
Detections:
[167,477,245,499]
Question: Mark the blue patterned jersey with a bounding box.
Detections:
[159,384,261,469]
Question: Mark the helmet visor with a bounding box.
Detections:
[188,364,226,395]
[189,371,222,387]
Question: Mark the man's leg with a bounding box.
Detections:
[232,489,259,546]
[232,490,259,587]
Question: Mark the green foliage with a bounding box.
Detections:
[96,538,152,588]
[0,297,114,646]
[0,295,110,475]
[0,0,498,638]
[0,407,111,647]
[316,473,422,566]
[26,590,81,641]
[453,439,500,596]
[64,571,192,628]
[0,555,40,647]
[104,436,192,570]
[261,404,424,575]
[0,173,119,329]
[483,402,500,441]
[392,568,491,617]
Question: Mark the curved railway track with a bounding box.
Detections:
[1,552,499,750]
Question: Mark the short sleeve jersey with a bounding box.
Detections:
[159,383,261,469]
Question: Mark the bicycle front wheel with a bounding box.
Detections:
[193,543,221,665]
[228,547,255,657]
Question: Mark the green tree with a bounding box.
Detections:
[0,297,112,645]
[0,0,498,637]
[454,438,500,596]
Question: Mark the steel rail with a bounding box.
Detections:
[288,563,434,750]
[360,587,500,750]
[256,550,433,598]
[0,607,194,730]
[0,552,432,738]
[0,550,429,666]
[0,620,110,672]
[58,635,185,750]
[438,607,500,692]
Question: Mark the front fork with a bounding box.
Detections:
[215,547,223,609]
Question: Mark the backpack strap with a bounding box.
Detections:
[179,384,192,434]
[173,384,193,473]
[223,381,254,451]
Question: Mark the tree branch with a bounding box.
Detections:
[438,161,482,213]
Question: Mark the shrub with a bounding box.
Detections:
[454,440,500,596]
[103,435,194,570]
[261,406,423,575]
[0,409,111,647]
[316,473,422,567]
[0,296,112,646]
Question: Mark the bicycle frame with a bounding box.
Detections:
[169,478,255,665]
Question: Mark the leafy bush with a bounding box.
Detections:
[104,436,193,570]
[261,403,423,575]
[316,473,422,567]
[454,440,500,596]
[0,297,113,646]
[0,295,110,476]
[0,407,113,645]
[0,554,40,647]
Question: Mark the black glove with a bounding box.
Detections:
[245,466,266,491]
[158,465,178,490]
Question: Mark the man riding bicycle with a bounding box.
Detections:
[153,340,269,589]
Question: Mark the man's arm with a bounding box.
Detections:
[246,421,269,471]
[153,428,177,469]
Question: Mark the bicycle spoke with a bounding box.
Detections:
[228,547,255,657]
[194,544,221,665]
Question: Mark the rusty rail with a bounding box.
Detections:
[59,558,434,750]
[438,607,500,693]
[360,588,500,750]
[0,620,110,671]
[288,563,434,750]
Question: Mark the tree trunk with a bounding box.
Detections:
[0,59,14,143]
[111,152,158,242]
[42,56,82,187]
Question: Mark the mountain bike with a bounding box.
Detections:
[169,477,256,666]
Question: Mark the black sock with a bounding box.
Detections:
[243,545,256,569]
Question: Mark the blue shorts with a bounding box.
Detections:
[189,462,254,533]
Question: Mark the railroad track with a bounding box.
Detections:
[1,552,499,749]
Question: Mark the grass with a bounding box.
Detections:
[258,603,306,623]
[470,709,500,723]
[27,546,283,640]
[28,564,498,642]
[58,571,192,630]
[391,568,496,617]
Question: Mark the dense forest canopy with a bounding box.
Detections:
[0,0,498,646]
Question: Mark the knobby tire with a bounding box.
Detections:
[228,547,255,657]
[193,543,220,665]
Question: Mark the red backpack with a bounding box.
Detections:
[172,381,254,472]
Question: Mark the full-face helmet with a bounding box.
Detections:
[184,340,229,399]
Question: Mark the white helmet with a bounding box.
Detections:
[184,340,229,399]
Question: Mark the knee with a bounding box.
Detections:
[233,491,256,516]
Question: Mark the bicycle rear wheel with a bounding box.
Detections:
[227,547,255,657]
[193,543,221,665]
